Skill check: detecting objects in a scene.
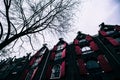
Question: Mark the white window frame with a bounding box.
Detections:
[82,46,93,54]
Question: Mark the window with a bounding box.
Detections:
[79,39,86,43]
[57,44,64,50]
[106,31,114,35]
[86,60,99,70]
[54,52,62,60]
[50,65,60,79]
[115,38,120,43]
[40,48,46,55]
[82,46,93,54]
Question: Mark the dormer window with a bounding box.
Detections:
[54,52,62,60]
[57,44,64,51]
[50,65,60,79]
[40,48,46,55]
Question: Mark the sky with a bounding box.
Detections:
[0,0,120,59]
[63,0,120,43]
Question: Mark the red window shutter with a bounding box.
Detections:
[46,65,52,79]
[74,39,79,45]
[62,49,66,58]
[106,37,120,46]
[90,41,99,51]
[30,67,38,80]
[86,35,93,41]
[38,56,43,64]
[60,61,65,78]
[53,45,57,51]
[29,58,36,66]
[63,43,67,48]
[97,55,112,72]
[99,31,108,36]
[75,46,82,55]
[50,52,55,60]
[78,59,87,75]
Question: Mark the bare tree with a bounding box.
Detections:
[0,0,78,56]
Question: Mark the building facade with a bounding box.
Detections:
[0,23,120,80]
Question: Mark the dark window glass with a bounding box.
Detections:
[54,52,62,60]
[50,65,60,79]
[86,60,99,69]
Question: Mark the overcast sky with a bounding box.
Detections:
[61,0,120,43]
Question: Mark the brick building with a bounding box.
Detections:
[0,23,120,80]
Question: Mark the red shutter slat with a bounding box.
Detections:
[99,31,108,36]
[46,65,52,79]
[60,61,65,78]
[97,55,112,72]
[62,49,66,58]
[106,37,120,46]
[50,52,55,60]
[74,39,79,45]
[30,67,38,80]
[86,35,93,41]
[78,59,87,75]
[75,46,82,55]
[29,58,36,66]
[90,41,99,51]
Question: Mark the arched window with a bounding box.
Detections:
[50,64,60,79]
[86,60,99,70]
[82,46,93,54]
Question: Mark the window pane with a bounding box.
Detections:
[79,39,86,43]
[50,65,60,79]
[54,52,62,60]
[57,44,64,50]
[86,60,99,69]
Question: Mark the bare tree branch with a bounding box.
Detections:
[0,0,79,57]
[0,22,3,40]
